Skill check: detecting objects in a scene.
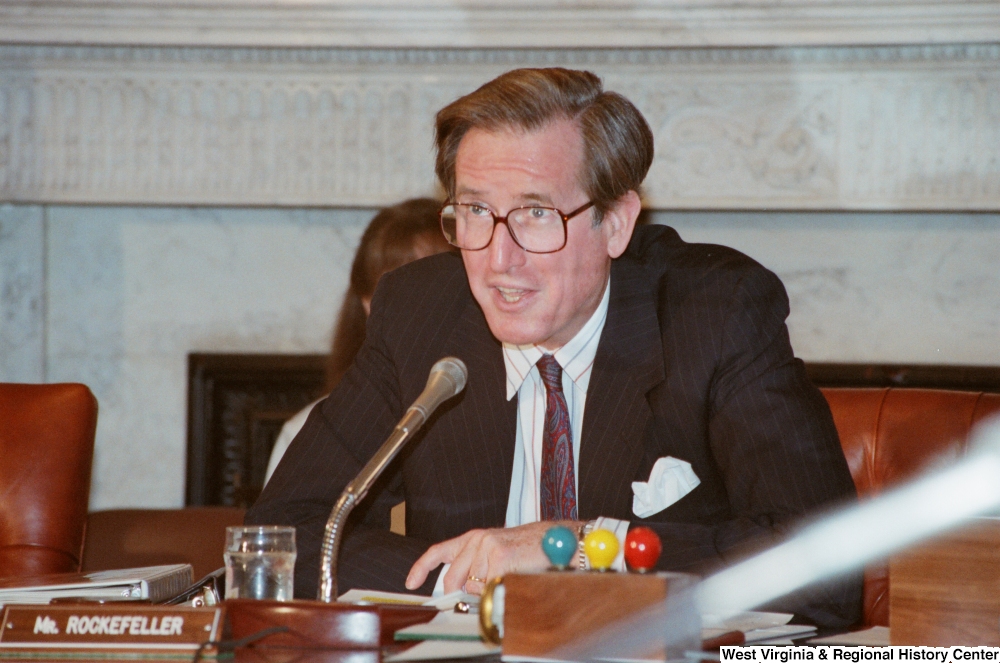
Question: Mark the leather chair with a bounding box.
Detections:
[81,507,246,580]
[0,383,98,578]
[821,387,1000,628]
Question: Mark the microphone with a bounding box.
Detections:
[394,356,469,436]
[317,357,468,602]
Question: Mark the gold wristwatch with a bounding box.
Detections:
[576,519,597,570]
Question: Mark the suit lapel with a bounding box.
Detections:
[578,257,666,519]
[440,294,517,527]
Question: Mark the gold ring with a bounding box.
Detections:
[467,575,485,584]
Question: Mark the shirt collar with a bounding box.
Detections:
[502,277,611,400]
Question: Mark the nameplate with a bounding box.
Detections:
[0,604,223,653]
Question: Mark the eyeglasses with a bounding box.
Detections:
[439,201,595,254]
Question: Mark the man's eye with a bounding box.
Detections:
[529,208,556,220]
[468,205,490,217]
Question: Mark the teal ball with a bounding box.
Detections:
[542,525,577,569]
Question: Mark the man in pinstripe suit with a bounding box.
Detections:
[248,68,861,627]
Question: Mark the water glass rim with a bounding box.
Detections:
[226,525,295,533]
[225,525,296,552]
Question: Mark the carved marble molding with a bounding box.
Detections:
[3,1,999,49]
[2,44,999,210]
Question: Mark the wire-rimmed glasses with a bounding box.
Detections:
[440,201,595,254]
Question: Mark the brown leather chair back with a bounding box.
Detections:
[0,383,98,578]
[821,387,1000,627]
[82,507,246,580]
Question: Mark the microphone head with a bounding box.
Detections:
[430,356,468,397]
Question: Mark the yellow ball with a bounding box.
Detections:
[583,529,620,571]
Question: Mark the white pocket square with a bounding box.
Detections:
[631,456,701,518]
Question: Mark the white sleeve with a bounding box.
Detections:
[432,563,451,597]
[264,400,320,485]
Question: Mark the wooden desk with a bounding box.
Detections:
[890,518,1000,645]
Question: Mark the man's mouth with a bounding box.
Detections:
[496,286,528,303]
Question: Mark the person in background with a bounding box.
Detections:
[264,198,453,484]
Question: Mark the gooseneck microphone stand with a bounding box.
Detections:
[317,357,468,602]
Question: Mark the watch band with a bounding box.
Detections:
[576,520,597,570]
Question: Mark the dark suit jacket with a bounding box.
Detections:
[247,224,862,627]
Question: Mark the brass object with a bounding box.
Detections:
[478,577,503,646]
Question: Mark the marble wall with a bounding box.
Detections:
[2,203,998,508]
[0,204,44,383]
[4,44,999,211]
[1,203,372,507]
[652,212,1000,364]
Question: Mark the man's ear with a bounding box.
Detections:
[602,190,641,259]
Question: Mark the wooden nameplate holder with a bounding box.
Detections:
[224,599,438,649]
[0,603,223,655]
[890,517,1000,645]
[498,570,699,660]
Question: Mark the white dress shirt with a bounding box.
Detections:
[502,278,627,571]
[434,278,626,595]
[503,278,605,525]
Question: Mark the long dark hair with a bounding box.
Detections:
[326,198,451,390]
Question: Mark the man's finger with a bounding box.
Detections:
[463,555,492,595]
[467,558,491,594]
[406,539,460,589]
[443,559,472,594]
[442,531,485,593]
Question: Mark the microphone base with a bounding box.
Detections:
[225,599,438,649]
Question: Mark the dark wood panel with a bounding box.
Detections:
[806,362,1000,392]
[186,353,327,507]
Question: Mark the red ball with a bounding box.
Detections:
[624,527,662,572]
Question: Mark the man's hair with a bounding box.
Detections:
[434,67,654,221]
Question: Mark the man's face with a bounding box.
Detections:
[455,118,635,350]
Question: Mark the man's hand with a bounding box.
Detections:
[405,520,582,595]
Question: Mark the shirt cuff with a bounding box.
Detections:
[432,563,450,598]
[593,516,629,572]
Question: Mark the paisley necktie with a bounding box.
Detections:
[537,354,578,521]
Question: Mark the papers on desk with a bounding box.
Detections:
[395,611,483,641]
[390,609,817,661]
[386,612,500,663]
[390,612,499,661]
[338,589,428,606]
[809,626,890,646]
[335,590,491,660]
[702,611,817,644]
[337,588,478,612]
[393,608,814,645]
[388,640,501,662]
[0,565,193,607]
[340,587,817,661]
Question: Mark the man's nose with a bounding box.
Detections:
[488,221,526,272]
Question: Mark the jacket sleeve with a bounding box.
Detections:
[245,282,440,599]
[638,263,862,628]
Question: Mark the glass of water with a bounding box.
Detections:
[224,525,296,601]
